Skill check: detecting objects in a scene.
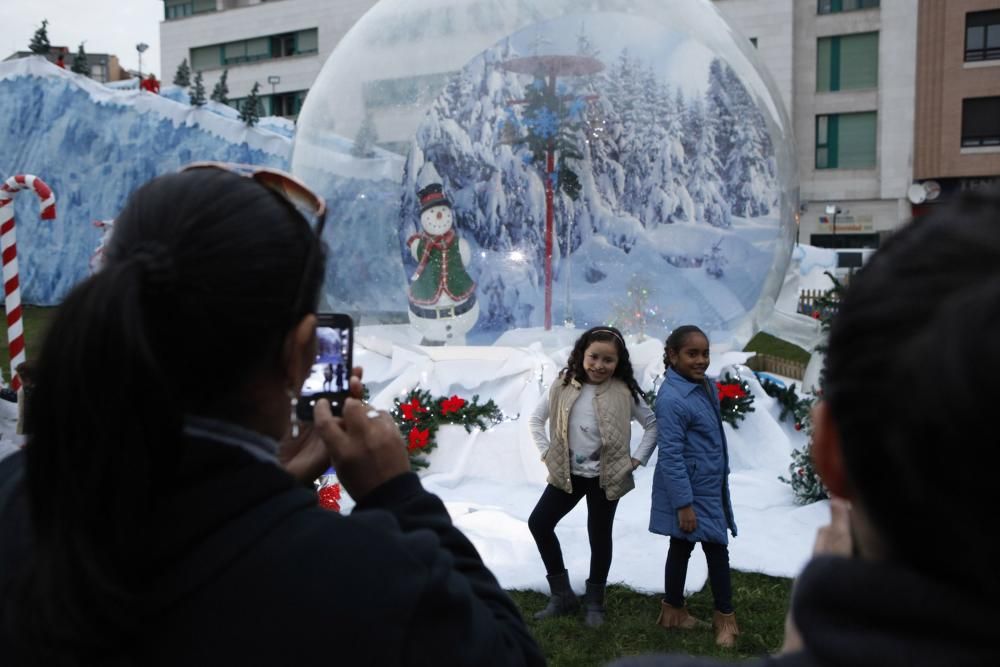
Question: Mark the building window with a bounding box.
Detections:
[165,0,215,20]
[818,0,879,14]
[961,97,1000,147]
[965,10,1000,62]
[817,32,878,91]
[816,112,877,169]
[189,28,318,70]
[269,90,308,117]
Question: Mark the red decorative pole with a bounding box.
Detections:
[501,55,603,330]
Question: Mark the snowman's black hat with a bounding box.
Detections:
[418,183,451,213]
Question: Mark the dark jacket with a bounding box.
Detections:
[608,555,998,667]
[650,369,736,543]
[0,436,544,666]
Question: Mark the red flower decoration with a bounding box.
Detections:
[400,397,428,421]
[318,483,341,512]
[716,382,747,400]
[440,394,467,415]
[407,427,430,451]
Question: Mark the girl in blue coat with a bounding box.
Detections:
[650,325,739,648]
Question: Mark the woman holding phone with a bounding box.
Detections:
[0,165,543,666]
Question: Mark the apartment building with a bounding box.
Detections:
[911,0,1000,215]
[159,0,375,117]
[4,47,132,83]
[718,0,917,249]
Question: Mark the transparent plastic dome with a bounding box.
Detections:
[292,0,798,345]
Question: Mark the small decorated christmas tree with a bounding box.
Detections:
[189,71,206,107]
[609,275,656,341]
[239,82,262,127]
[29,20,51,54]
[210,69,229,105]
[70,43,89,76]
[173,58,191,87]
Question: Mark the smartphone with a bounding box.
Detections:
[296,313,353,420]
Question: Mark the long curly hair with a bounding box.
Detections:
[561,326,642,403]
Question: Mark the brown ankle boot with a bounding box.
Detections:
[713,610,739,648]
[656,600,709,630]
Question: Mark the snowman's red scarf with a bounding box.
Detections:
[408,229,456,284]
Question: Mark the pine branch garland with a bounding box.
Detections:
[716,374,755,428]
[390,388,504,470]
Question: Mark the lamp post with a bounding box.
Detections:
[825,204,841,238]
[267,75,281,115]
[136,42,148,83]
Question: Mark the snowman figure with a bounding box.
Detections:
[406,183,479,345]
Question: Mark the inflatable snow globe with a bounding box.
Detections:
[292,0,798,346]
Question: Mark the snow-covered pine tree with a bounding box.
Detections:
[29,19,51,54]
[350,112,379,158]
[720,63,774,217]
[685,98,731,228]
[614,50,648,219]
[173,58,191,87]
[239,82,262,127]
[210,69,229,104]
[706,59,735,184]
[704,240,727,278]
[189,71,206,107]
[70,43,89,76]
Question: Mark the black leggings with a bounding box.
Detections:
[664,537,733,613]
[528,475,619,583]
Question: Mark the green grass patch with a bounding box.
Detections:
[509,570,791,666]
[743,332,811,366]
[0,306,57,383]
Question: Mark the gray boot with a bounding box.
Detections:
[583,579,606,627]
[535,570,580,620]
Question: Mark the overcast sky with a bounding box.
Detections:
[2,1,163,76]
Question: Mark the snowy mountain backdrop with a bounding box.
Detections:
[0,57,290,304]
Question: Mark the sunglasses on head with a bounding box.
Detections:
[180,161,327,235]
[179,161,328,316]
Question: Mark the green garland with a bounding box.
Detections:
[759,377,828,504]
[390,388,504,470]
[716,374,755,428]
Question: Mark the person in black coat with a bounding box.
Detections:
[0,166,544,667]
[610,190,1000,666]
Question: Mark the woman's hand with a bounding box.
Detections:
[313,392,411,502]
[678,505,697,533]
[781,496,852,654]
[631,457,641,471]
[278,367,365,484]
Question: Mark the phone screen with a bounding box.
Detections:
[297,314,353,420]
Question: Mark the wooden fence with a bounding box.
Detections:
[745,353,807,381]
[797,289,840,320]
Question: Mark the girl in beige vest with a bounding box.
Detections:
[528,326,657,627]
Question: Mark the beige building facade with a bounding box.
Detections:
[912,0,1000,215]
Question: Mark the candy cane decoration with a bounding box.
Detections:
[0,175,56,391]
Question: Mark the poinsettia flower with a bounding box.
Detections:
[407,427,430,451]
[440,394,467,415]
[318,483,341,512]
[716,383,747,400]
[400,397,428,421]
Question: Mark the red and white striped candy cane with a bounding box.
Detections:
[0,174,56,391]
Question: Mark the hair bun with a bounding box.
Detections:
[132,242,177,294]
